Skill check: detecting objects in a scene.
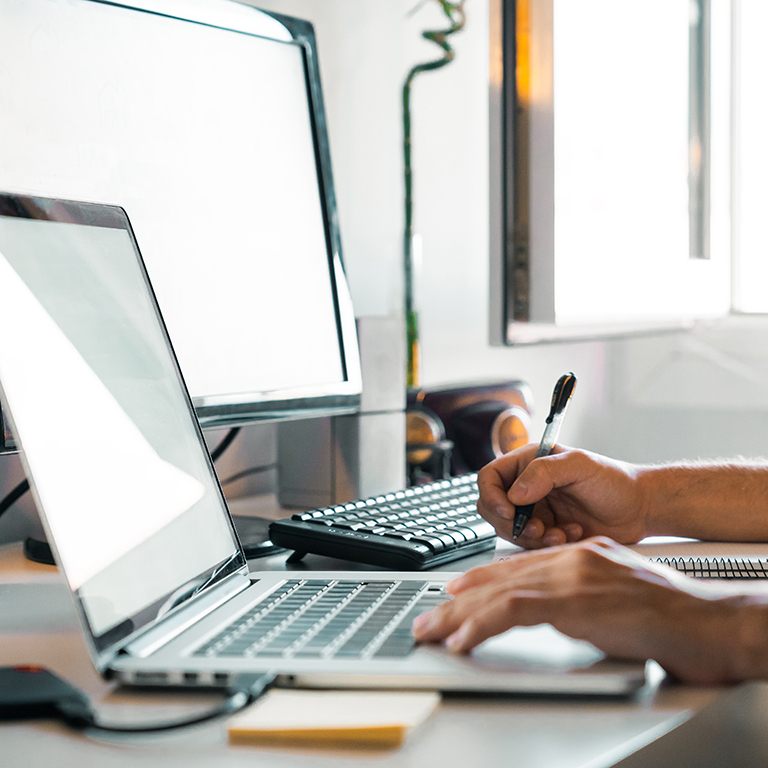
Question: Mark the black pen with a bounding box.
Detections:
[511,373,577,540]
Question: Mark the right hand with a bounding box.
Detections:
[414,537,763,684]
[476,445,649,548]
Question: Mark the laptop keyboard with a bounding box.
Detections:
[195,579,446,660]
[268,474,496,569]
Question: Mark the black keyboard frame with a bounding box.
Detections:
[269,475,496,570]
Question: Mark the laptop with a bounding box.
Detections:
[0,192,646,696]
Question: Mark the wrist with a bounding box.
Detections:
[633,464,662,538]
[634,463,703,538]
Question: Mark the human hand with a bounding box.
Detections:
[413,538,764,684]
[477,445,648,548]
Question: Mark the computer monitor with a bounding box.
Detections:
[0,0,361,429]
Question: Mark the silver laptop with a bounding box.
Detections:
[0,192,646,696]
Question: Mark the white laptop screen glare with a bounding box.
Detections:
[0,204,240,640]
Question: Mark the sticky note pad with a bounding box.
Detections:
[227,689,440,749]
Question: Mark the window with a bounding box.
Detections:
[490,0,737,344]
[732,0,768,313]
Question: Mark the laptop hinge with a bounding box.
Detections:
[122,572,252,659]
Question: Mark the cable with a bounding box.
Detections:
[210,427,242,463]
[220,464,277,487]
[0,478,29,522]
[57,672,276,734]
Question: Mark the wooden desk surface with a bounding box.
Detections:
[0,540,731,768]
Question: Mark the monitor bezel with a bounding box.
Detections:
[145,2,363,428]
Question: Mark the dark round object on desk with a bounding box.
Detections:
[448,401,531,472]
[405,407,446,466]
[405,406,454,483]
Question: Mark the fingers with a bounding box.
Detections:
[477,445,587,546]
[413,557,575,651]
[506,448,591,508]
[413,538,627,653]
[412,582,550,652]
[419,593,551,654]
[413,547,569,648]
[475,445,540,522]
[514,520,584,549]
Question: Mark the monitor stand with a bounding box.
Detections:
[11,481,286,564]
[21,519,284,565]
[23,535,55,565]
[0,476,55,564]
[230,515,285,559]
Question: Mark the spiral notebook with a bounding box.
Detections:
[649,556,768,579]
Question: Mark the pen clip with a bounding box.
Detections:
[545,373,576,424]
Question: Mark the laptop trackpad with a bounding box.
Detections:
[471,625,605,671]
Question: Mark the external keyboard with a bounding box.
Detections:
[268,474,496,570]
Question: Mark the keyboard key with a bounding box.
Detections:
[410,536,446,552]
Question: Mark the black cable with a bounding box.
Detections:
[209,427,242,463]
[57,672,276,734]
[220,464,277,487]
[0,478,29,521]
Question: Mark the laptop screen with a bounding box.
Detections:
[0,193,244,653]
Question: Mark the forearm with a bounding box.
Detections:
[639,462,768,541]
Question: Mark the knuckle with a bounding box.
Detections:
[498,589,523,615]
[563,544,605,582]
[459,615,485,640]
[433,598,456,619]
[566,448,591,467]
[524,459,551,490]
[501,596,518,615]
[476,499,492,520]
[476,464,493,484]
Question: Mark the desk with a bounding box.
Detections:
[0,539,753,768]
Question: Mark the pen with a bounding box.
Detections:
[511,373,577,540]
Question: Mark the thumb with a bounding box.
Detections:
[507,451,574,506]
[508,477,537,506]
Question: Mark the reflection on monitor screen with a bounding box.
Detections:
[0,0,361,426]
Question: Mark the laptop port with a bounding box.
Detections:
[183,672,198,684]
[133,671,168,685]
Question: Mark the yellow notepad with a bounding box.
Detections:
[227,689,440,749]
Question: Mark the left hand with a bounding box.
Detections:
[412,538,764,684]
[476,445,648,548]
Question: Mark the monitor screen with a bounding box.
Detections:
[0,0,361,427]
